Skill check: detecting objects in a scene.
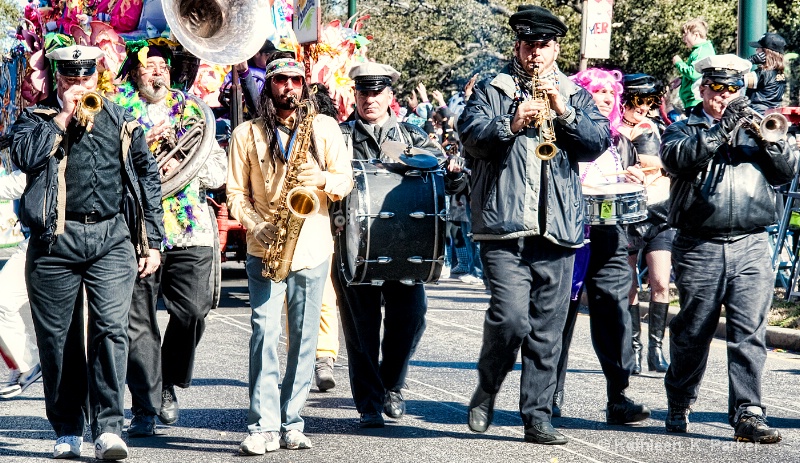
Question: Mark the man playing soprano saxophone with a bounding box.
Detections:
[227,58,353,455]
[458,5,610,444]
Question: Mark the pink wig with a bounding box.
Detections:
[570,68,623,137]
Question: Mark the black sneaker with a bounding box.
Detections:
[665,405,690,433]
[359,412,385,428]
[734,411,782,444]
[383,390,405,419]
[128,413,156,437]
[524,422,568,445]
[606,396,651,425]
[467,387,496,433]
[159,386,179,425]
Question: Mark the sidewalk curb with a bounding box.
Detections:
[639,301,800,352]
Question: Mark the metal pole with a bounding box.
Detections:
[738,0,767,58]
[349,0,357,20]
[579,0,589,71]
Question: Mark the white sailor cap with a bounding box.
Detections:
[348,62,401,91]
[693,54,752,81]
[45,45,104,77]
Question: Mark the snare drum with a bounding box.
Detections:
[582,182,647,225]
[337,160,447,285]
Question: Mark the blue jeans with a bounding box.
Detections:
[245,254,328,433]
[665,232,772,426]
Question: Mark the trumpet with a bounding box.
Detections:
[530,66,558,161]
[737,108,789,143]
[75,92,103,132]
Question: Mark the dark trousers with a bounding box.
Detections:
[334,269,427,415]
[477,236,575,426]
[128,246,214,414]
[27,215,136,439]
[582,225,634,400]
[665,232,772,426]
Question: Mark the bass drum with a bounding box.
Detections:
[338,160,447,285]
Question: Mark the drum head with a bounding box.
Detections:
[338,160,445,284]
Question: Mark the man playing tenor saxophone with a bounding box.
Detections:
[227,58,353,455]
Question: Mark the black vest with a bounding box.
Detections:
[63,102,124,216]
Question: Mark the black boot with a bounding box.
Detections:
[552,390,564,418]
[647,302,670,372]
[628,304,642,375]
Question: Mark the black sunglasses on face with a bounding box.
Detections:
[706,82,742,93]
[631,94,661,108]
[273,74,304,86]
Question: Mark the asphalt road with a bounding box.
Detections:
[1,262,800,462]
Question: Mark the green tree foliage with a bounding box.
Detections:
[0,0,22,50]
[324,0,792,99]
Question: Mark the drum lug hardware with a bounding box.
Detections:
[370,279,385,286]
[358,212,395,219]
[407,256,445,264]
[399,279,415,286]
[356,256,392,265]
[409,210,447,220]
[404,170,422,177]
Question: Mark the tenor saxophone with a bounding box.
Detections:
[261,97,321,282]
[530,67,558,161]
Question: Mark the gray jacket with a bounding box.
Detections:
[458,68,610,247]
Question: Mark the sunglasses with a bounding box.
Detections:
[706,82,742,93]
[630,94,661,108]
[273,74,304,86]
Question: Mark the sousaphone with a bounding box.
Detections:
[161,0,273,66]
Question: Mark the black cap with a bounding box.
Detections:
[509,5,568,42]
[623,73,665,96]
[748,32,786,54]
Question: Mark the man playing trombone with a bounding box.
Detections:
[661,54,796,443]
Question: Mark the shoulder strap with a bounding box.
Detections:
[120,120,141,163]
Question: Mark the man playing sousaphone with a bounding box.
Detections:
[109,39,227,436]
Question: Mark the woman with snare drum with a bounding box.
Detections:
[552,68,651,425]
[619,74,674,375]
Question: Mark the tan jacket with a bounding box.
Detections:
[226,114,353,271]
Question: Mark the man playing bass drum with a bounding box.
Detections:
[336,62,467,428]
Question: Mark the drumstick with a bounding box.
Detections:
[602,166,660,177]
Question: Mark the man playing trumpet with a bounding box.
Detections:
[661,54,796,443]
[10,44,163,460]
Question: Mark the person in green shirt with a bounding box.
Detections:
[672,18,716,112]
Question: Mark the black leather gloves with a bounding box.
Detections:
[719,96,751,133]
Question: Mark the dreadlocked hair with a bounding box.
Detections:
[257,75,323,170]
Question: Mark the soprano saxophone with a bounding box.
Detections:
[530,66,557,161]
[262,97,321,282]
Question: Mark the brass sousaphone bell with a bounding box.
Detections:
[161,0,273,66]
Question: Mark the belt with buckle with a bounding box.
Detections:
[65,211,111,224]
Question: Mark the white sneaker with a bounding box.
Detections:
[0,369,22,398]
[94,433,128,460]
[239,431,280,456]
[280,429,312,449]
[53,435,82,459]
[459,274,484,285]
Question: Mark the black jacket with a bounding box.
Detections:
[340,112,468,195]
[457,68,610,247]
[746,69,786,115]
[660,104,797,238]
[10,99,164,255]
